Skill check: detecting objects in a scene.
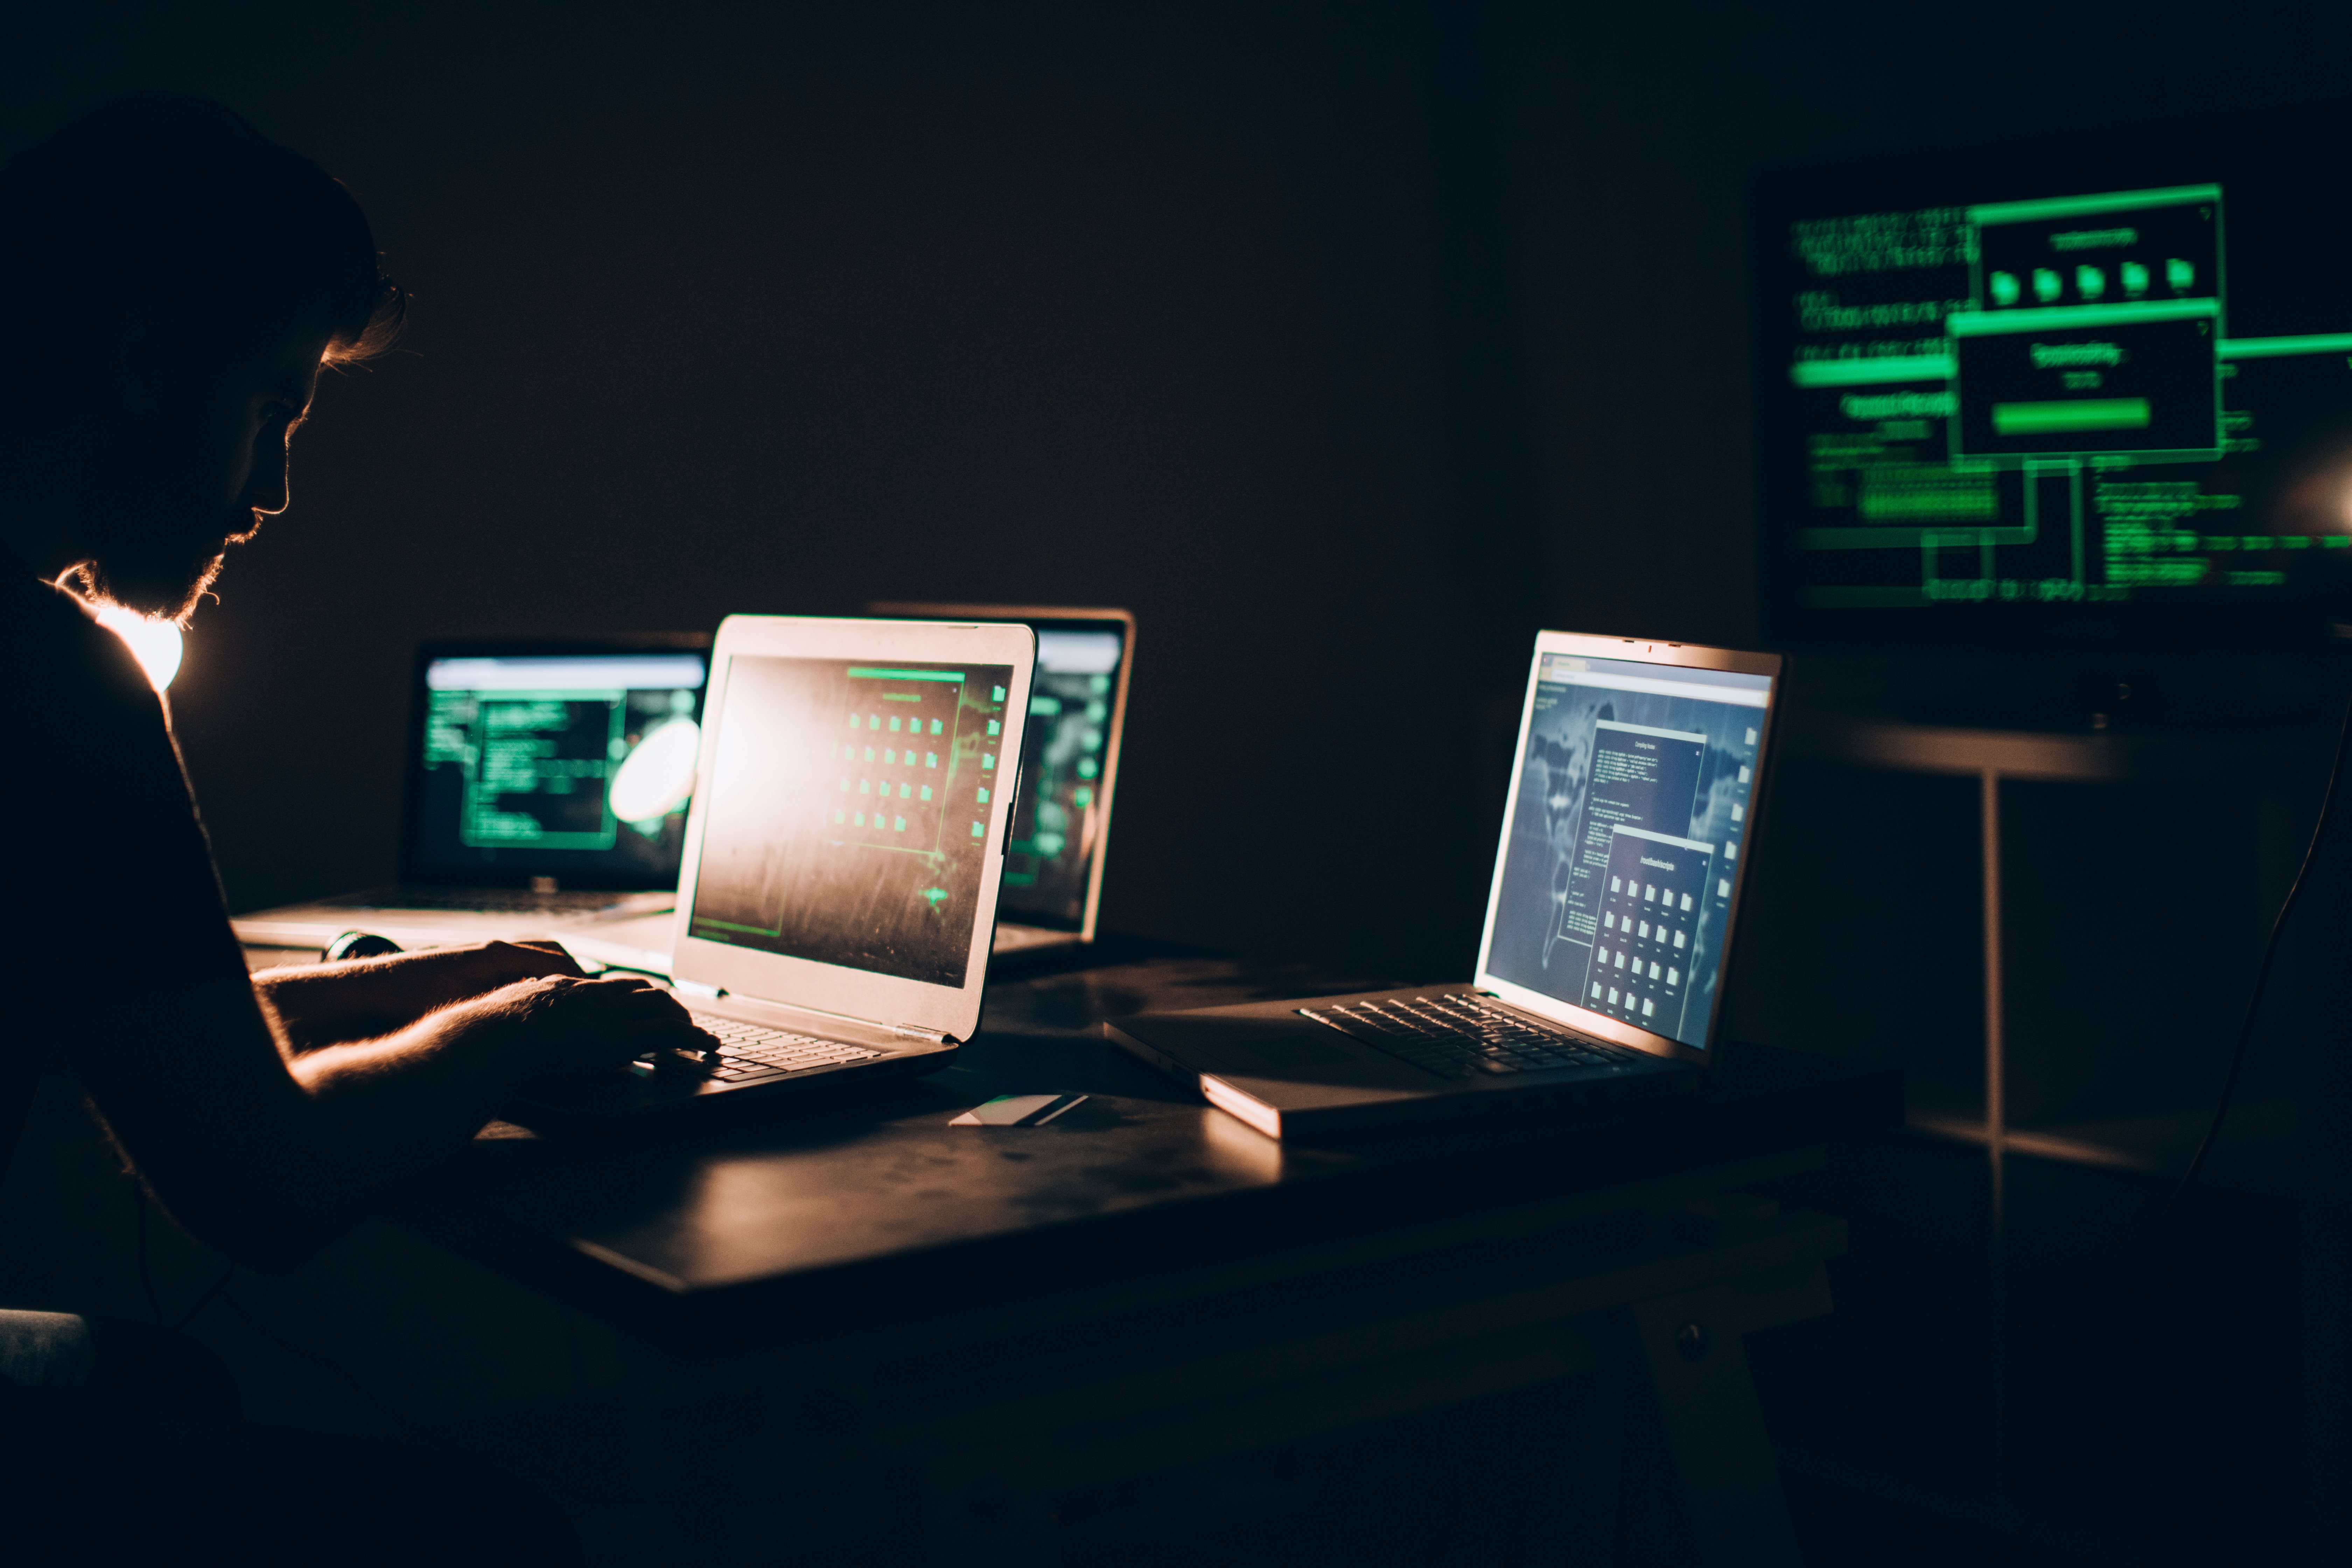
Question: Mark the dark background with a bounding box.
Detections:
[10,8,2352,1558]
[10,0,2351,983]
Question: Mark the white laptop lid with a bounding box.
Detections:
[666,615,1039,1042]
[1474,631,1784,1065]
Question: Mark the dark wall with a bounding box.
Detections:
[6,3,1488,977]
[1485,0,2352,648]
[12,1,2352,981]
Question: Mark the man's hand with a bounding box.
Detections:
[255,939,589,1052]
[286,972,715,1107]
[444,972,713,1074]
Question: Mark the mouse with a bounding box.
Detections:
[323,930,405,962]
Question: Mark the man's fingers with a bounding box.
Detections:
[484,939,586,978]
[577,975,693,1010]
[539,974,701,1028]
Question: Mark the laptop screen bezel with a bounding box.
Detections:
[665,615,1039,1043]
[1472,631,1785,1066]
[863,604,1135,941]
[398,632,714,890]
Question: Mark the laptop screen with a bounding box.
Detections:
[413,651,708,885]
[1000,622,1126,929]
[685,655,1017,987]
[1481,652,1776,1052]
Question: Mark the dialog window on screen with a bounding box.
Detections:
[687,656,1015,988]
[1761,166,2352,629]
[1482,656,1771,1051]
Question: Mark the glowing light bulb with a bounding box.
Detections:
[92,604,183,692]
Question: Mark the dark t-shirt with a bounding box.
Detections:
[0,558,256,1168]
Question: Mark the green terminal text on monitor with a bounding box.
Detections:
[1782,181,2352,611]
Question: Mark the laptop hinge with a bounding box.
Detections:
[891,1022,953,1044]
[674,978,724,1000]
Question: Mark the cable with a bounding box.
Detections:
[132,1182,164,1325]
[2180,678,2352,1195]
[135,1209,414,1434]
[214,1284,425,1438]
[129,1181,236,1331]
[172,1263,236,1333]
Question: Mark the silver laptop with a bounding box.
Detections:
[1108,631,1783,1138]
[514,614,1038,1122]
[869,604,1133,955]
[231,637,711,950]
[570,604,1136,975]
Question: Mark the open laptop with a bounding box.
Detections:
[868,604,1133,954]
[1108,631,1783,1139]
[231,636,712,950]
[513,613,1037,1122]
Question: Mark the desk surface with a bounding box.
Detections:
[313,940,1898,1336]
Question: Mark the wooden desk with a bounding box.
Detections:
[369,941,1896,1568]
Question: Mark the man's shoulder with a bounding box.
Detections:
[1,561,162,708]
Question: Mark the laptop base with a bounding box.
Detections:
[506,1040,957,1131]
[1109,985,1699,1141]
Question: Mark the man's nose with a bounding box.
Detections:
[241,445,291,515]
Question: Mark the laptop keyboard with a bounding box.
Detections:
[1298,993,1635,1078]
[659,1011,884,1083]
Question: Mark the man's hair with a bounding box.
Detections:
[0,94,403,377]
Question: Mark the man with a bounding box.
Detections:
[0,96,707,1556]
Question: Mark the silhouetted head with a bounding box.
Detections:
[0,94,402,621]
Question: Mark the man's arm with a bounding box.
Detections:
[253,939,592,1051]
[76,964,697,1269]
[37,607,703,1267]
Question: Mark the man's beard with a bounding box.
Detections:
[67,513,261,625]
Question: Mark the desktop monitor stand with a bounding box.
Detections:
[1780,648,2337,1245]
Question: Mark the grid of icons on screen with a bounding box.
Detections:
[1581,826,1716,1036]
[832,680,1004,850]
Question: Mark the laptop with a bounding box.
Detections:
[868,604,1133,954]
[1108,631,1783,1139]
[569,604,1136,975]
[231,636,712,950]
[513,613,1038,1121]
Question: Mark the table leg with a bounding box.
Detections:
[1630,1284,1801,1568]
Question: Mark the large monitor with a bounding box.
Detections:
[1753,118,2352,648]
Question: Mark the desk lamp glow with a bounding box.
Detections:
[607,716,701,832]
[92,604,184,692]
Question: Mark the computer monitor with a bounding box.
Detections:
[402,636,712,889]
[1752,117,2352,648]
